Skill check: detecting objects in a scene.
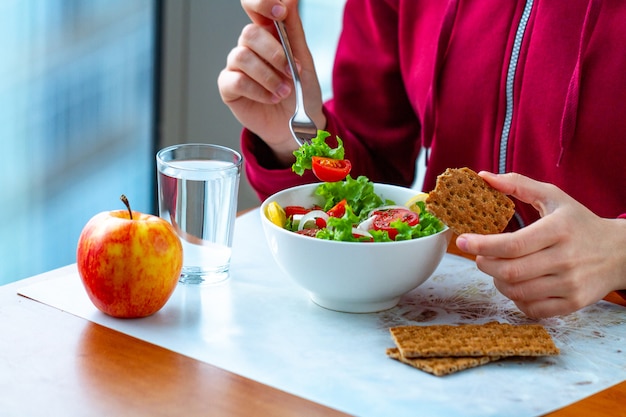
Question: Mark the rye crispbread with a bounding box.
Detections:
[389,322,560,358]
[386,347,501,376]
[426,167,515,235]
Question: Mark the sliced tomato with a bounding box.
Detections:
[371,208,419,240]
[284,205,310,218]
[327,199,348,218]
[311,156,352,182]
[296,228,319,237]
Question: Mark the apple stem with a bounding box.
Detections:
[120,194,133,220]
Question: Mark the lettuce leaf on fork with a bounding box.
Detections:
[292,130,345,176]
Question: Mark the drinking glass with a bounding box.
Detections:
[156,143,242,285]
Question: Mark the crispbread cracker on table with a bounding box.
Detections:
[426,167,515,235]
[386,347,501,376]
[389,322,560,358]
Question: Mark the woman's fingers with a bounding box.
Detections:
[220,25,293,104]
[458,173,567,259]
[478,171,562,217]
[241,0,288,25]
[238,24,291,77]
[456,171,626,318]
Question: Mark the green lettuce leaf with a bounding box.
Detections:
[393,201,445,241]
[292,130,345,176]
[315,175,391,220]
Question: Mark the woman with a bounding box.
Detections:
[218,0,626,318]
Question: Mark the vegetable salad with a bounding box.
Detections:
[266,175,445,242]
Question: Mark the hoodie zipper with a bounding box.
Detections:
[498,0,534,175]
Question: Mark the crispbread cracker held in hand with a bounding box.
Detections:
[426,167,515,235]
[389,322,560,358]
[386,347,501,376]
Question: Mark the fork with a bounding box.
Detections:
[274,20,317,146]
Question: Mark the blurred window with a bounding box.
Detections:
[300,0,346,101]
[0,0,157,284]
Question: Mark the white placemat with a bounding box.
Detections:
[19,209,626,417]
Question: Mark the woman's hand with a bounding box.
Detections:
[217,0,326,165]
[456,171,626,318]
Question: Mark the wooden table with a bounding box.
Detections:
[1,240,625,416]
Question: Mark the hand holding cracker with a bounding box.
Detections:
[453,172,626,318]
[425,167,515,235]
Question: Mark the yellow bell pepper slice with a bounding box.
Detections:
[265,201,287,228]
[404,192,429,214]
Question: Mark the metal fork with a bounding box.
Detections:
[274,20,317,146]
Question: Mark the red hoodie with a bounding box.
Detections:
[241,0,626,229]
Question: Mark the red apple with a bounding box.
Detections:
[76,195,183,318]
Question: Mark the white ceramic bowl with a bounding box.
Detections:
[260,183,452,313]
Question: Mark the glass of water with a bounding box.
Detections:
[156,143,242,285]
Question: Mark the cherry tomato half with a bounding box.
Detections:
[327,199,348,218]
[311,156,352,182]
[284,206,310,218]
[371,208,419,240]
[296,228,319,237]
